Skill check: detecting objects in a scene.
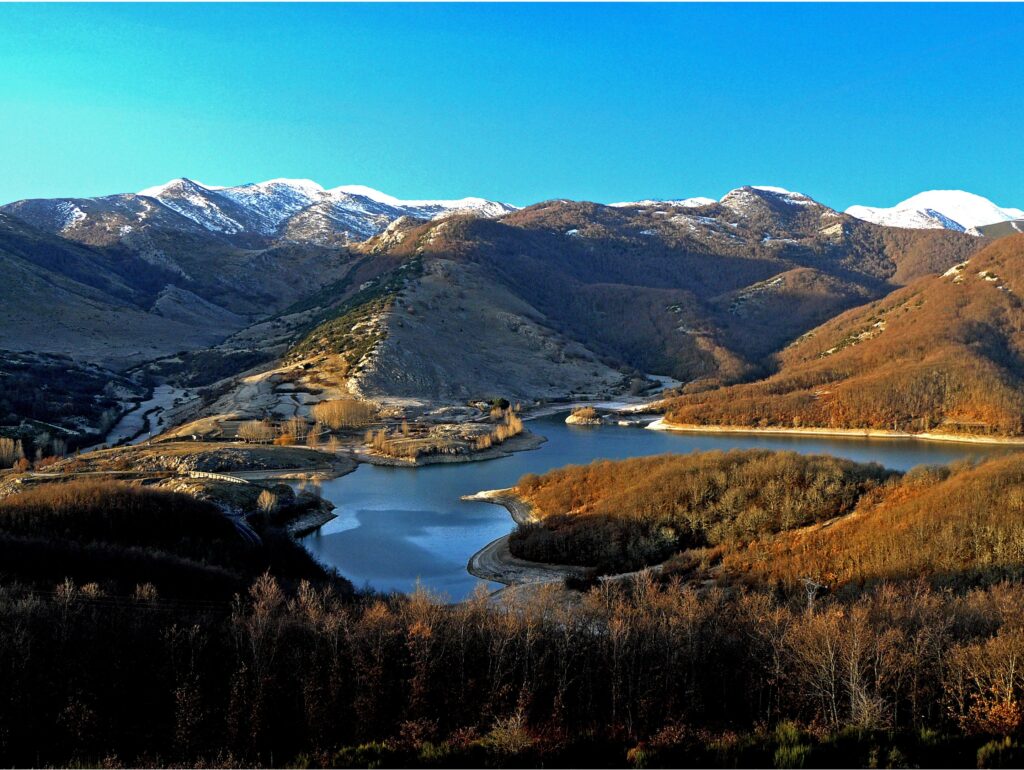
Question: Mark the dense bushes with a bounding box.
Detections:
[510,450,892,572]
[716,453,1024,593]
[0,481,335,597]
[0,480,237,547]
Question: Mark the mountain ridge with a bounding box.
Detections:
[3,178,518,248]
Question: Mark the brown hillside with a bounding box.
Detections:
[665,234,1024,435]
[510,450,891,573]
[375,197,982,386]
[717,452,1024,592]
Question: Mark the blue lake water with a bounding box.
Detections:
[301,414,1017,600]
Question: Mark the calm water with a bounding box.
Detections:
[301,414,1016,600]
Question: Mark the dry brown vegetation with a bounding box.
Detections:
[312,398,377,430]
[362,410,525,460]
[511,450,892,573]
[512,447,1024,603]
[473,411,524,451]
[713,453,1024,593]
[7,453,1024,766]
[0,480,329,597]
[665,235,1024,436]
[0,437,24,468]
[5,574,1024,768]
[238,419,274,444]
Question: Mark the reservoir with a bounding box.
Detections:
[301,414,1016,600]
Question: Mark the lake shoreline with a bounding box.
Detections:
[648,417,1024,446]
[295,412,1011,600]
[463,488,668,593]
[463,489,583,586]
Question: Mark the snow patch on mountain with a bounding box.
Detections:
[54,201,87,231]
[332,184,513,214]
[140,178,245,234]
[215,179,327,235]
[332,185,516,220]
[720,186,821,214]
[139,179,225,197]
[610,197,716,208]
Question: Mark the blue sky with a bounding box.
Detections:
[1,3,1022,209]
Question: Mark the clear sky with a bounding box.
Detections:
[1,3,1022,210]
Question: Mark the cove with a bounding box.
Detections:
[301,414,1017,600]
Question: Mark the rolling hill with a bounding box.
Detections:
[0,209,356,367]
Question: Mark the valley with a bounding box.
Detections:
[7,3,1024,766]
[4,177,1024,769]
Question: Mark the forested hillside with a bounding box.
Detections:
[6,454,1024,767]
[511,450,891,572]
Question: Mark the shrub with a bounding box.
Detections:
[0,437,24,467]
[257,490,278,515]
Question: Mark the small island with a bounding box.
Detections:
[564,406,604,425]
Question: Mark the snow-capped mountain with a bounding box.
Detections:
[719,185,821,213]
[0,178,517,248]
[846,191,1024,233]
[138,178,518,243]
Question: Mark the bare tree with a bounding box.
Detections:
[0,438,24,468]
[257,489,278,516]
[238,420,274,444]
[311,399,376,430]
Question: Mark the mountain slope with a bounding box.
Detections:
[975,219,1024,239]
[270,187,983,402]
[0,210,356,367]
[663,234,1024,436]
[0,212,252,364]
[846,190,1024,232]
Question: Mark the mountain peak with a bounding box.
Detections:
[237,178,326,195]
[846,190,1023,232]
[331,184,403,206]
[138,178,224,197]
[106,178,516,242]
[608,196,715,209]
[720,185,821,212]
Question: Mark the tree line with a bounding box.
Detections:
[3,575,1024,767]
